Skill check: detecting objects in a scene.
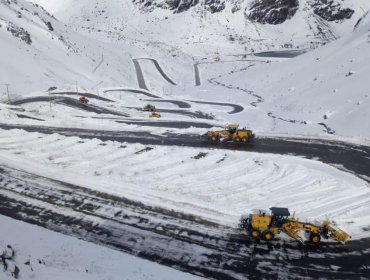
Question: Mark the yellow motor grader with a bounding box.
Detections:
[204,124,254,143]
[239,207,350,244]
[149,112,161,118]
[144,104,156,112]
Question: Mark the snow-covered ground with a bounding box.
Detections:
[0,215,202,280]
[1,0,370,278]
[0,129,369,239]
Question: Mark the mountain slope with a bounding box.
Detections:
[0,0,144,93]
[30,0,370,56]
[225,16,370,138]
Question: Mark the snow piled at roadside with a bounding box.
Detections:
[1,129,369,239]
[0,215,203,280]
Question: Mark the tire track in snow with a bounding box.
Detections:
[0,166,369,280]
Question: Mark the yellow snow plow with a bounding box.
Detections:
[149,112,161,118]
[239,207,350,244]
[203,124,254,144]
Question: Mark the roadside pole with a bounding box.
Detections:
[5,84,10,103]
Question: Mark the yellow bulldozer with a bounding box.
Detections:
[204,124,254,144]
[239,207,350,244]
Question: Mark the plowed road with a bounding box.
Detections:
[0,123,370,279]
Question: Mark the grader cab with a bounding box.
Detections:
[205,124,254,144]
[79,96,89,105]
[144,104,156,112]
[239,207,350,244]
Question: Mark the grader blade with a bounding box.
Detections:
[322,220,351,244]
[282,222,304,244]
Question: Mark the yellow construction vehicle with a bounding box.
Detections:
[149,112,161,118]
[144,104,156,112]
[239,207,350,244]
[79,96,89,105]
[204,124,254,143]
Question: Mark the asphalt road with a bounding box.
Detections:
[0,124,370,279]
[1,123,369,180]
[103,88,161,99]
[2,52,369,278]
[10,96,129,117]
[188,100,244,114]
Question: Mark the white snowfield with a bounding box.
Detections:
[221,18,370,139]
[0,129,369,239]
[30,0,370,55]
[0,0,370,278]
[0,215,202,280]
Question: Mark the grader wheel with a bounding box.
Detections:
[250,228,261,239]
[234,137,241,142]
[210,136,218,143]
[262,230,275,241]
[310,233,321,244]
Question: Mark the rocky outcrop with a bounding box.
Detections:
[311,0,354,21]
[133,0,354,24]
[246,0,299,25]
[133,0,226,13]
[6,22,32,45]
[204,0,225,13]
[133,0,200,13]
[169,0,200,13]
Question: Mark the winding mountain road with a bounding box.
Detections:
[1,54,369,279]
[132,58,176,90]
[10,96,129,117]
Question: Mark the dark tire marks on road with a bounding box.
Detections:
[0,166,369,280]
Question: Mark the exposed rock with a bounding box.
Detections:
[204,0,225,13]
[133,0,227,13]
[132,0,354,25]
[170,0,199,13]
[6,22,32,45]
[311,0,354,21]
[246,0,299,25]
[45,21,54,31]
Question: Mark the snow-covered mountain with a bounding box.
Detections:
[219,14,370,138]
[0,0,192,93]
[0,0,133,93]
[1,0,370,139]
[30,0,370,55]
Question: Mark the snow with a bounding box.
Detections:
[0,215,202,280]
[0,129,369,239]
[0,0,370,277]
[220,21,370,138]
